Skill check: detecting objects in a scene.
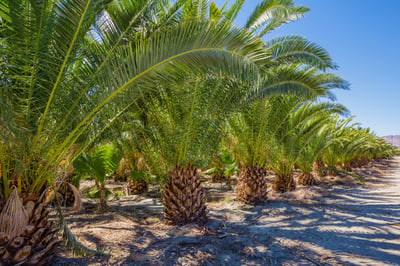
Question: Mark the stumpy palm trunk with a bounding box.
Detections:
[313,159,327,177]
[162,166,207,225]
[273,173,296,193]
[0,189,60,264]
[235,166,269,203]
[298,172,317,186]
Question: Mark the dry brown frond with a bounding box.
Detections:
[68,183,82,212]
[0,188,29,239]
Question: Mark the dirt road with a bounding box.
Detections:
[208,156,400,265]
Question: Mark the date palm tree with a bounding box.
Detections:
[124,76,261,224]
[269,101,347,191]
[229,69,349,201]
[295,119,338,186]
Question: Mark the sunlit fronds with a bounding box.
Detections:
[245,0,309,37]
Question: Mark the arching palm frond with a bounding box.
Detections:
[245,0,309,37]
[264,36,339,70]
[222,0,245,22]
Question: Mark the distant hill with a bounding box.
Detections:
[383,135,400,147]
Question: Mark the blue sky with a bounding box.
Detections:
[214,0,400,137]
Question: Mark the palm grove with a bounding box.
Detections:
[0,0,396,264]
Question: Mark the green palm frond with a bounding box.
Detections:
[265,35,338,70]
[245,0,309,37]
[222,0,245,22]
[74,144,122,183]
[182,0,209,22]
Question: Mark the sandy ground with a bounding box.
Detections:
[52,157,400,265]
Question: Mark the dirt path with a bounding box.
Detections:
[236,156,400,265]
[52,157,400,265]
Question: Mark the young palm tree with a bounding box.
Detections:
[321,117,359,174]
[217,0,340,202]
[74,144,122,212]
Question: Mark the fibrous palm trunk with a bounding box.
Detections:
[298,172,317,186]
[113,158,131,182]
[313,159,326,177]
[57,172,78,207]
[126,179,148,195]
[0,190,60,265]
[273,173,296,193]
[235,166,268,203]
[162,166,207,225]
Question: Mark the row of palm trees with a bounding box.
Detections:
[0,0,397,264]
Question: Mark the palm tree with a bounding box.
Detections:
[0,0,277,262]
[74,144,122,212]
[295,121,337,186]
[125,76,257,224]
[229,68,349,200]
[271,101,348,189]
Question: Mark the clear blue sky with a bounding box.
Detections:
[214,0,400,137]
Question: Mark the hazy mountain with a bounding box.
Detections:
[383,135,400,147]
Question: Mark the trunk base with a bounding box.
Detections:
[126,179,148,195]
[298,173,317,186]
[163,166,207,225]
[0,192,59,265]
[313,160,327,177]
[273,174,296,193]
[235,166,268,203]
[97,186,108,213]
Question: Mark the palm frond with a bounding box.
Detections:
[245,0,309,36]
[222,0,245,22]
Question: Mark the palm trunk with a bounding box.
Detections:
[97,183,108,213]
[235,166,268,203]
[0,189,60,264]
[298,172,317,186]
[313,159,327,177]
[162,165,207,225]
[273,173,296,193]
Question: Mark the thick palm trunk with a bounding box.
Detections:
[0,190,59,265]
[298,172,317,186]
[273,173,296,193]
[235,166,268,203]
[162,166,207,225]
